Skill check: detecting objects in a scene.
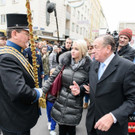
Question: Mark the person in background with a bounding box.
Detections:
[45,68,57,135]
[61,38,72,53]
[88,44,95,60]
[0,13,42,135]
[36,41,43,53]
[49,45,59,70]
[83,43,94,109]
[43,39,91,135]
[70,35,135,135]
[0,30,6,47]
[0,30,6,135]
[24,40,44,88]
[56,38,72,63]
[117,28,135,62]
[116,29,135,135]
[41,45,50,81]
[47,41,53,53]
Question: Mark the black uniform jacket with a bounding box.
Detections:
[0,45,39,132]
[86,54,135,135]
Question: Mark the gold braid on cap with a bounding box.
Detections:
[26,0,46,108]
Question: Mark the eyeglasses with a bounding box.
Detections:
[20,32,30,37]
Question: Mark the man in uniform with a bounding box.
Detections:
[0,13,43,135]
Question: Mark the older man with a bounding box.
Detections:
[70,35,135,135]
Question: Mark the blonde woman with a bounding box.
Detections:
[43,40,92,135]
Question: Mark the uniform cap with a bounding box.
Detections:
[6,13,28,30]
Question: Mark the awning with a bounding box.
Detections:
[38,35,65,41]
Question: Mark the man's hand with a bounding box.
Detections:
[70,81,80,96]
[83,84,90,94]
[34,88,43,98]
[94,113,114,131]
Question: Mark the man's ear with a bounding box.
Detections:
[11,30,18,39]
[106,45,112,54]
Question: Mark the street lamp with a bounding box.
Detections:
[47,2,60,44]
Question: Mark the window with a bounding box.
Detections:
[0,0,6,5]
[12,0,19,4]
[86,30,88,37]
[88,9,90,16]
[83,27,85,36]
[85,5,87,13]
[0,14,5,25]
[31,10,34,21]
[73,8,76,16]
[77,11,80,20]
[80,27,82,35]
[81,15,83,21]
[76,25,79,33]
[72,23,75,32]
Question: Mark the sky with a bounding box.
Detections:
[99,0,135,32]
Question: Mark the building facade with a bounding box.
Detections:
[0,0,108,42]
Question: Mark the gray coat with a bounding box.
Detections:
[43,52,91,126]
[49,51,58,70]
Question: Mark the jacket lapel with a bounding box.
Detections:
[91,61,99,94]
[97,55,119,83]
[94,61,99,81]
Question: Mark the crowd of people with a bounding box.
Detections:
[0,13,135,135]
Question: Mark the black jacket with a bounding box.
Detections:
[56,46,71,63]
[86,54,135,135]
[0,49,39,132]
[43,52,91,126]
[118,44,135,61]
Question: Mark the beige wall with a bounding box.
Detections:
[0,0,108,41]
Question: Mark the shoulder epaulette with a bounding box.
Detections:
[0,46,34,81]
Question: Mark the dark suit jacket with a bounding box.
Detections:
[86,54,135,135]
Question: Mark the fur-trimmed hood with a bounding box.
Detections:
[59,51,91,72]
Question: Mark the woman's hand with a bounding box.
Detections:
[70,81,80,96]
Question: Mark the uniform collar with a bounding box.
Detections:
[6,40,22,52]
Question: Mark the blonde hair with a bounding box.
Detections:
[73,40,88,58]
